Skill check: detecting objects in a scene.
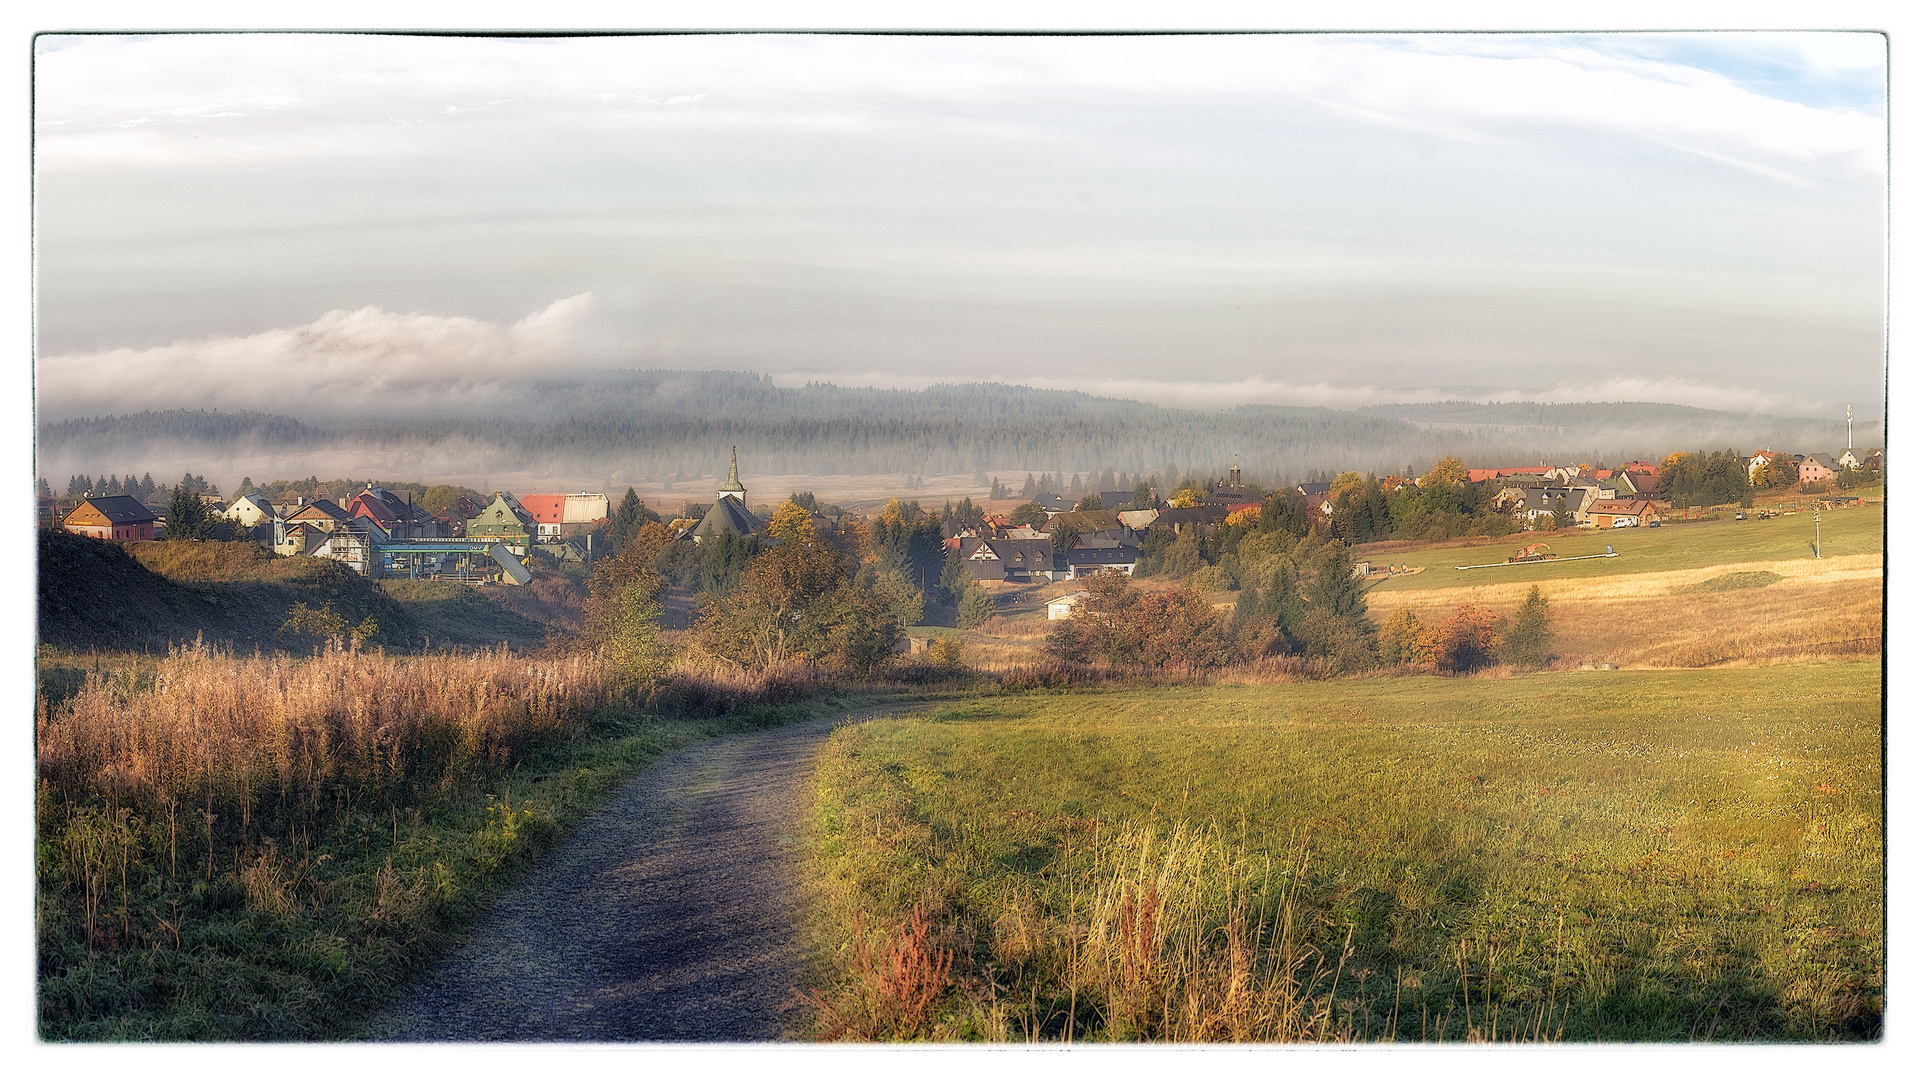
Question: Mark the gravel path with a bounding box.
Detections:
[369,704,911,1042]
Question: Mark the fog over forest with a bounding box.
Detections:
[36,373,1873,500]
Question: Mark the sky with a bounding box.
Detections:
[32,30,1888,421]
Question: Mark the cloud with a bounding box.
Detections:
[32,33,1883,179]
[36,293,597,420]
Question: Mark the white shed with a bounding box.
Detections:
[1047,591,1090,620]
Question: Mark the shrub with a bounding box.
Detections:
[1289,607,1377,674]
[1378,608,1438,670]
[1049,571,1252,669]
[1434,603,1504,673]
[926,637,965,668]
[1190,564,1236,593]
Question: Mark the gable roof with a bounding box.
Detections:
[1587,499,1658,514]
[470,493,536,529]
[518,493,568,524]
[346,491,402,526]
[67,495,156,526]
[983,537,1051,565]
[1620,472,1660,495]
[1515,488,1582,511]
[285,499,349,523]
[1805,453,1843,470]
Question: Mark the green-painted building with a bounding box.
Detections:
[466,492,536,555]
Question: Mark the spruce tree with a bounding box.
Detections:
[1499,586,1553,668]
[167,484,208,540]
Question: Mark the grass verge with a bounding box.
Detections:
[801,663,1883,1042]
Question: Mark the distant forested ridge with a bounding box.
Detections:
[39,409,323,448]
[38,372,1858,488]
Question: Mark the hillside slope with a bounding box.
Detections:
[38,532,425,652]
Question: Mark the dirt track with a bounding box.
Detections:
[369,705,909,1042]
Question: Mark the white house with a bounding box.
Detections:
[222,493,276,529]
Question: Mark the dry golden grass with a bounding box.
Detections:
[38,639,616,835]
[1369,555,1881,669]
[1377,553,1879,608]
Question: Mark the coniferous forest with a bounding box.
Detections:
[36,372,1862,490]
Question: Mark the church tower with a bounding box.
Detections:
[718,446,746,503]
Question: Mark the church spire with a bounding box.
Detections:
[719,446,746,500]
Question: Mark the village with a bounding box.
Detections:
[43,435,1882,609]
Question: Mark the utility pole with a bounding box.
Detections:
[1815,508,1822,559]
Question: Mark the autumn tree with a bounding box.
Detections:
[1377,608,1438,670]
[1422,455,1470,488]
[1434,603,1504,673]
[1047,570,1248,668]
[693,500,898,672]
[583,521,674,684]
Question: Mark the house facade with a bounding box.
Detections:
[466,493,537,555]
[517,492,611,542]
[1586,499,1661,528]
[1800,454,1842,484]
[62,496,157,541]
[951,536,1054,582]
[276,499,351,555]
[1062,547,1139,578]
[222,494,276,529]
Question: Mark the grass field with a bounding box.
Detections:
[1360,503,1881,670]
[804,663,1883,1042]
[1365,501,1881,594]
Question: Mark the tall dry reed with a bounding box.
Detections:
[38,637,617,892]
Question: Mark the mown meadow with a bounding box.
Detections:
[1365,500,1882,594]
[803,662,1883,1042]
